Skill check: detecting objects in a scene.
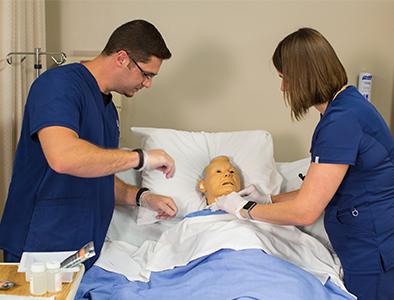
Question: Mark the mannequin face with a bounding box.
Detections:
[198,156,241,205]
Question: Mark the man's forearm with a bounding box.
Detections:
[38,126,140,177]
[114,176,139,205]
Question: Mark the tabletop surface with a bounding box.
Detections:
[0,263,84,299]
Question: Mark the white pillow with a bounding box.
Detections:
[132,127,283,225]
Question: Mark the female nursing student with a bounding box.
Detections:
[216,28,394,300]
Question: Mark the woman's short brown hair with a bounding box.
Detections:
[272,28,347,120]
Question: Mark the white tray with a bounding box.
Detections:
[18,251,80,283]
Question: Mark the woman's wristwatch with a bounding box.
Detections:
[243,201,257,220]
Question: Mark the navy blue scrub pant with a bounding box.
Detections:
[3,250,20,263]
[345,267,394,300]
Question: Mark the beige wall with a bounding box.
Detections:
[0,0,393,261]
[45,0,394,162]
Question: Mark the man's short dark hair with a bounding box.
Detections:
[102,19,171,63]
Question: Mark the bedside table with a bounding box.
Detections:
[0,263,84,299]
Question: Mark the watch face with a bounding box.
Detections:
[243,201,256,210]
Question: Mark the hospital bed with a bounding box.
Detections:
[75,128,356,300]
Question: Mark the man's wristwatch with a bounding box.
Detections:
[243,201,257,220]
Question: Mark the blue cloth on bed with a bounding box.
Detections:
[75,249,354,300]
[183,208,227,219]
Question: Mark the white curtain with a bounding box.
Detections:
[0,0,46,217]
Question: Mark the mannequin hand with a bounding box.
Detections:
[238,184,272,204]
[144,149,176,179]
[216,192,248,219]
[140,192,178,220]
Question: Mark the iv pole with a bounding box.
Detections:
[6,47,67,78]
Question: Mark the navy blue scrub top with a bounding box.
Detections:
[311,86,394,274]
[0,64,120,269]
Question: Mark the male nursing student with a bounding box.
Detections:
[0,20,178,269]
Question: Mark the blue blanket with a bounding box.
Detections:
[76,248,354,300]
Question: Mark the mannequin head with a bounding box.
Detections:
[198,156,241,205]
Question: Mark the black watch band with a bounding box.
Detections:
[136,187,149,207]
[132,149,144,170]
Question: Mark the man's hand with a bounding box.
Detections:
[145,149,176,179]
[140,192,178,220]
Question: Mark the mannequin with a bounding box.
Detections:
[198,156,241,205]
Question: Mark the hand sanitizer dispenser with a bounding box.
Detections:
[358,73,372,101]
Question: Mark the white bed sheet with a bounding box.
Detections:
[95,157,353,297]
[96,212,345,292]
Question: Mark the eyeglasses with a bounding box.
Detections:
[125,52,154,82]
